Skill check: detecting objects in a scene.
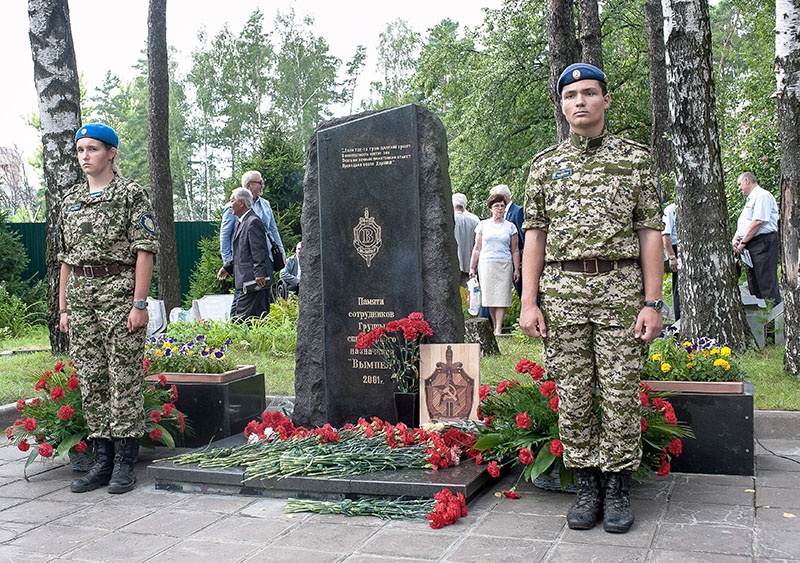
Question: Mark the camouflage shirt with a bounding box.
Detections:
[57,176,159,266]
[522,131,663,262]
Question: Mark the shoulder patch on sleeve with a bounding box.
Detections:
[140,213,157,234]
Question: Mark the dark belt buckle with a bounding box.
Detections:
[85,265,97,277]
[583,258,600,275]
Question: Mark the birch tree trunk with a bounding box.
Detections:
[148,0,180,311]
[645,0,673,190]
[546,0,581,141]
[662,0,755,350]
[28,0,82,354]
[775,0,800,376]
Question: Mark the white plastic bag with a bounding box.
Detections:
[467,277,481,316]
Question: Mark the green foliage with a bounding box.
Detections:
[0,211,30,297]
[242,298,299,356]
[185,235,230,308]
[0,283,41,338]
[145,332,237,374]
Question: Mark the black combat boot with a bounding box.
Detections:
[603,470,634,533]
[70,438,114,493]
[107,437,139,494]
[566,467,603,530]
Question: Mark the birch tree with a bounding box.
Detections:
[662,0,755,350]
[28,0,82,354]
[775,0,800,375]
[645,0,673,188]
[546,0,580,141]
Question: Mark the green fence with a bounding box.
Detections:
[9,222,218,301]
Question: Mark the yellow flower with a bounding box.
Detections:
[660,362,672,373]
[651,353,661,361]
[686,362,693,369]
[682,341,693,348]
[710,348,720,355]
[713,358,730,370]
[721,347,731,357]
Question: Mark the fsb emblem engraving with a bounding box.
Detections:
[353,207,382,267]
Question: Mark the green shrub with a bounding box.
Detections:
[245,297,298,356]
[0,283,40,338]
[184,235,231,308]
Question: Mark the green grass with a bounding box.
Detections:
[1,327,798,411]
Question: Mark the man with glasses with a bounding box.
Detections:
[220,170,286,316]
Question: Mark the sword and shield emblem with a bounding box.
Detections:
[423,345,476,420]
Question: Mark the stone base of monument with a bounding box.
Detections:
[147,435,492,501]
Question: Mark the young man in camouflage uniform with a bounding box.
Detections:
[58,123,159,494]
[519,64,665,533]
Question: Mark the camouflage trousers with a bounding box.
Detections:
[539,263,647,473]
[66,269,145,439]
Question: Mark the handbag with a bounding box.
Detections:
[267,232,285,271]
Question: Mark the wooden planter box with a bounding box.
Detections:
[147,366,264,448]
[644,380,754,476]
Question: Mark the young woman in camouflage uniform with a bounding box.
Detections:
[519,64,665,534]
[57,123,158,494]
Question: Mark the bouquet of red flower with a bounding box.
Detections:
[5,360,190,476]
[355,312,433,393]
[474,359,694,486]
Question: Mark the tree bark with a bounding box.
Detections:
[546,0,581,141]
[28,0,82,355]
[775,0,800,376]
[148,0,180,311]
[578,0,603,68]
[645,0,673,192]
[662,0,755,351]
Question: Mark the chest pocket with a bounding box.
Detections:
[604,164,637,227]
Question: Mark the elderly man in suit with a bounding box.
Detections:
[217,188,270,320]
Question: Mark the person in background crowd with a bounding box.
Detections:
[519,63,664,534]
[217,188,270,320]
[220,170,286,316]
[490,184,525,297]
[280,241,302,294]
[732,171,781,305]
[452,193,480,287]
[469,193,521,336]
[58,123,158,495]
[661,201,680,320]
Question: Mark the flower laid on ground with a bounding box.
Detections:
[145,333,236,375]
[643,330,744,382]
[474,359,694,486]
[170,411,478,479]
[5,360,190,475]
[354,312,433,393]
[283,487,468,529]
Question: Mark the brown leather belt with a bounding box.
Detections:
[550,258,638,275]
[72,263,134,278]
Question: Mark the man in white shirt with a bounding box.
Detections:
[452,193,479,287]
[661,202,680,320]
[732,171,781,304]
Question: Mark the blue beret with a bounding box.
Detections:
[557,63,607,97]
[75,123,119,148]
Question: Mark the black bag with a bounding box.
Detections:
[268,233,285,271]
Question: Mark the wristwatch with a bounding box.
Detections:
[132,299,148,310]
[644,299,667,314]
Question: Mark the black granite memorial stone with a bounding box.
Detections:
[317,105,422,426]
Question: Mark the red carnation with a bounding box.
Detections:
[57,405,75,421]
[149,410,162,423]
[143,357,151,373]
[496,381,510,394]
[162,403,174,416]
[34,379,47,391]
[74,440,88,453]
[529,363,545,381]
[487,460,500,478]
[515,412,531,429]
[23,418,36,432]
[479,384,490,400]
[18,440,30,452]
[549,395,559,412]
[639,392,650,406]
[158,374,167,386]
[549,439,564,457]
[503,489,521,499]
[641,417,648,432]
[518,447,534,465]
[539,380,556,397]
[668,438,683,456]
[38,443,54,457]
[66,377,80,391]
[149,428,163,441]
[15,399,25,411]
[657,459,671,477]
[54,361,66,372]
[51,386,66,401]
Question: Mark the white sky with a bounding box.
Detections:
[0,0,502,163]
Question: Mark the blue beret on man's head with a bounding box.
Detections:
[556,63,607,97]
[75,123,119,148]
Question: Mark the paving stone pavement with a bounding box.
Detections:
[0,426,797,561]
